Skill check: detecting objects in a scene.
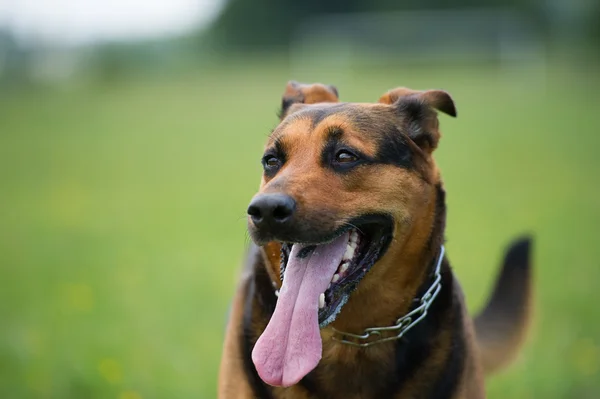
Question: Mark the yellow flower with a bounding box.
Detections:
[63,283,94,312]
[119,390,142,399]
[98,358,122,385]
[572,338,599,377]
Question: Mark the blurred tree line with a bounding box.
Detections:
[210,0,600,50]
[1,0,598,87]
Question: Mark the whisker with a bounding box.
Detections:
[243,230,252,247]
[341,221,365,235]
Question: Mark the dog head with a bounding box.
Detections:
[247,81,456,327]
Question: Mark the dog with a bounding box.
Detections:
[218,81,532,399]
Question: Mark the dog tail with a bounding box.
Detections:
[474,236,533,376]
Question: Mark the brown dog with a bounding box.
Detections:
[218,81,533,399]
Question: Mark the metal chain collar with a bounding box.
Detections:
[331,245,445,347]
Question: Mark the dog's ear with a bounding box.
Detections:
[379,87,456,152]
[378,87,456,117]
[279,81,339,120]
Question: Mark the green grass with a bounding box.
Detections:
[1,59,599,398]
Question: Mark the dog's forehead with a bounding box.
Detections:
[271,102,394,142]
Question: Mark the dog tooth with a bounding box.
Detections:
[340,263,349,274]
[319,293,325,309]
[344,247,354,260]
[275,290,280,297]
[332,273,340,283]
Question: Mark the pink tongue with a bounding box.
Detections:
[251,232,349,387]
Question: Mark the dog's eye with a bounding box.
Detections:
[265,157,279,167]
[335,150,358,164]
[262,155,281,172]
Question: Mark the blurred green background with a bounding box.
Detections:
[1,1,599,398]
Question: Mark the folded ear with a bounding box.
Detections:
[279,81,339,120]
[378,87,456,117]
[378,87,457,152]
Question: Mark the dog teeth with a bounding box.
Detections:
[275,290,280,297]
[343,246,355,261]
[319,293,325,309]
[339,263,349,274]
[350,230,359,243]
[332,273,340,283]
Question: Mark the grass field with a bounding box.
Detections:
[1,59,599,398]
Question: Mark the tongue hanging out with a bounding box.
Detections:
[251,232,350,387]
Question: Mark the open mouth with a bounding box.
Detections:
[277,216,393,328]
[251,215,393,387]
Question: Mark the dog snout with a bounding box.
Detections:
[247,193,296,230]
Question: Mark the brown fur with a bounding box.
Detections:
[218,81,533,399]
[218,254,256,398]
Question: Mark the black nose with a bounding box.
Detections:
[247,194,296,227]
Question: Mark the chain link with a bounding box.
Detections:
[331,245,445,347]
